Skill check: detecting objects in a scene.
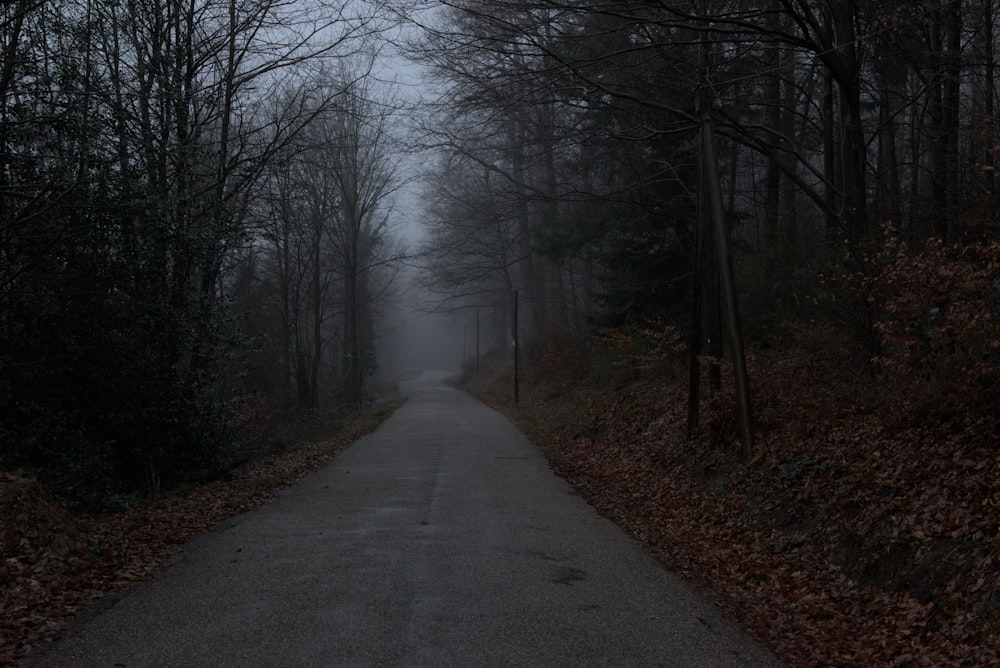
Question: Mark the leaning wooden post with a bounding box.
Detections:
[701,113,755,456]
[687,139,708,438]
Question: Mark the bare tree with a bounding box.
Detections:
[0,0,388,504]
[249,60,407,410]
[322,64,406,406]
[419,150,522,349]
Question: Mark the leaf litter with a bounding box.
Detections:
[480,335,1000,667]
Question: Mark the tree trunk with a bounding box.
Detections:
[780,44,799,251]
[511,120,543,340]
[763,41,781,251]
[310,246,322,410]
[876,59,904,230]
[822,69,839,237]
[932,0,962,241]
[985,0,997,197]
[838,72,868,245]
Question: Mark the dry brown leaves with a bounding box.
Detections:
[497,337,1000,667]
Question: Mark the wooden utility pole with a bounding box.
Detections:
[701,113,755,456]
[687,24,754,455]
[687,136,707,438]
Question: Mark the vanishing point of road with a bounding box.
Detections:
[33,371,781,667]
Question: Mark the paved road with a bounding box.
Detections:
[34,371,781,667]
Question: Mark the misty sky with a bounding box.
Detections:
[365,13,475,377]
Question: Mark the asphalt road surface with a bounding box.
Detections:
[33,371,781,668]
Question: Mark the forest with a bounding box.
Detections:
[0,0,410,512]
[2,0,1000,664]
[410,0,999,396]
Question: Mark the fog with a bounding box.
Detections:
[377,304,465,377]
[373,264,482,381]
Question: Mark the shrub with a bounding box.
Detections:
[593,318,687,384]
